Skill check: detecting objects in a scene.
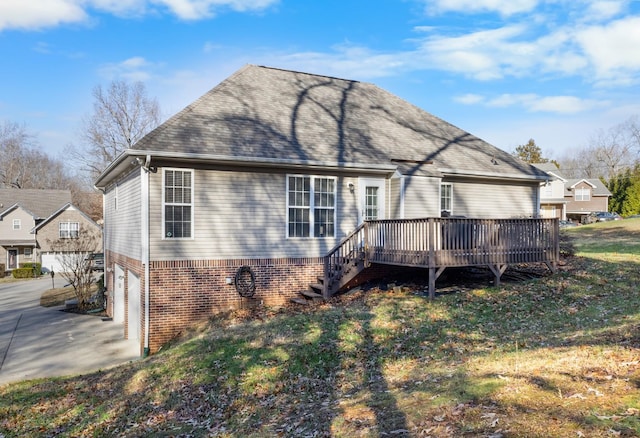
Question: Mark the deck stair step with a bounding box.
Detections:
[309,283,323,292]
[290,297,309,305]
[300,289,323,299]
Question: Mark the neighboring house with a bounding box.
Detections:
[34,203,103,272]
[533,163,612,223]
[0,189,71,272]
[94,65,549,355]
[0,189,101,273]
[533,163,568,220]
[565,179,611,223]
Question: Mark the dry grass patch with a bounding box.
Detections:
[39,286,76,307]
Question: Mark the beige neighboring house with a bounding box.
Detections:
[0,189,71,272]
[533,163,567,219]
[34,203,103,273]
[0,189,101,273]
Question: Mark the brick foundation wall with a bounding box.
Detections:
[147,257,324,353]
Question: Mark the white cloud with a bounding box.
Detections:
[0,0,87,31]
[423,0,539,16]
[454,94,485,105]
[98,56,160,82]
[0,0,278,31]
[153,0,277,20]
[484,93,607,114]
[275,44,409,79]
[582,1,626,22]
[576,16,640,81]
[413,25,539,80]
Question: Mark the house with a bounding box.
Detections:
[33,203,103,272]
[533,163,568,220]
[0,189,101,273]
[94,65,550,355]
[533,163,611,223]
[0,189,71,271]
[564,179,611,223]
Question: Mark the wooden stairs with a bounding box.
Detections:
[291,223,368,305]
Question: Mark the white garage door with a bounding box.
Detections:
[41,252,80,274]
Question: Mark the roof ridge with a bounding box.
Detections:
[255,65,361,83]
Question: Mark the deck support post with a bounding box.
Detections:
[488,263,508,287]
[428,266,447,299]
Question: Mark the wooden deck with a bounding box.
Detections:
[320,217,559,299]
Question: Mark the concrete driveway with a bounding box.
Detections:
[0,276,139,386]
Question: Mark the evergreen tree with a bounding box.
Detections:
[513,139,548,164]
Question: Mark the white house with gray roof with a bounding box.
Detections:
[95,65,549,355]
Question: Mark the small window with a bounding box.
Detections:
[575,187,590,201]
[24,248,32,258]
[13,219,20,230]
[441,183,452,215]
[59,222,79,239]
[163,169,193,239]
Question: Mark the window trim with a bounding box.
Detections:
[12,219,20,230]
[440,182,453,215]
[162,168,194,240]
[59,221,80,239]
[575,187,591,201]
[286,174,337,239]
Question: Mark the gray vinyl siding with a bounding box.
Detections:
[402,177,440,218]
[149,168,360,261]
[104,168,142,260]
[451,179,538,218]
[389,177,402,219]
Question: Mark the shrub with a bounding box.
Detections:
[20,262,42,276]
[12,268,35,279]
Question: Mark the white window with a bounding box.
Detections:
[163,168,193,239]
[24,248,32,258]
[287,175,336,238]
[441,183,452,215]
[12,219,20,230]
[59,222,79,238]
[575,187,590,201]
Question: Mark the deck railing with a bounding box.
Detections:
[322,217,559,298]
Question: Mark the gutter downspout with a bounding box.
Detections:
[141,155,151,357]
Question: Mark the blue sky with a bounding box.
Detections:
[1,0,640,162]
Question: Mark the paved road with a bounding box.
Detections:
[0,276,139,386]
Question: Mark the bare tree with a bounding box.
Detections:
[70,80,162,180]
[48,228,101,309]
[558,116,640,181]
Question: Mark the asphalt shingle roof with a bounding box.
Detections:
[131,65,546,179]
[0,189,72,219]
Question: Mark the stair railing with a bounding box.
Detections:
[322,222,367,298]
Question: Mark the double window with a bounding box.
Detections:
[59,222,79,239]
[163,169,193,239]
[575,187,590,201]
[287,175,336,238]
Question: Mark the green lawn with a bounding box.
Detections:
[1,220,639,437]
